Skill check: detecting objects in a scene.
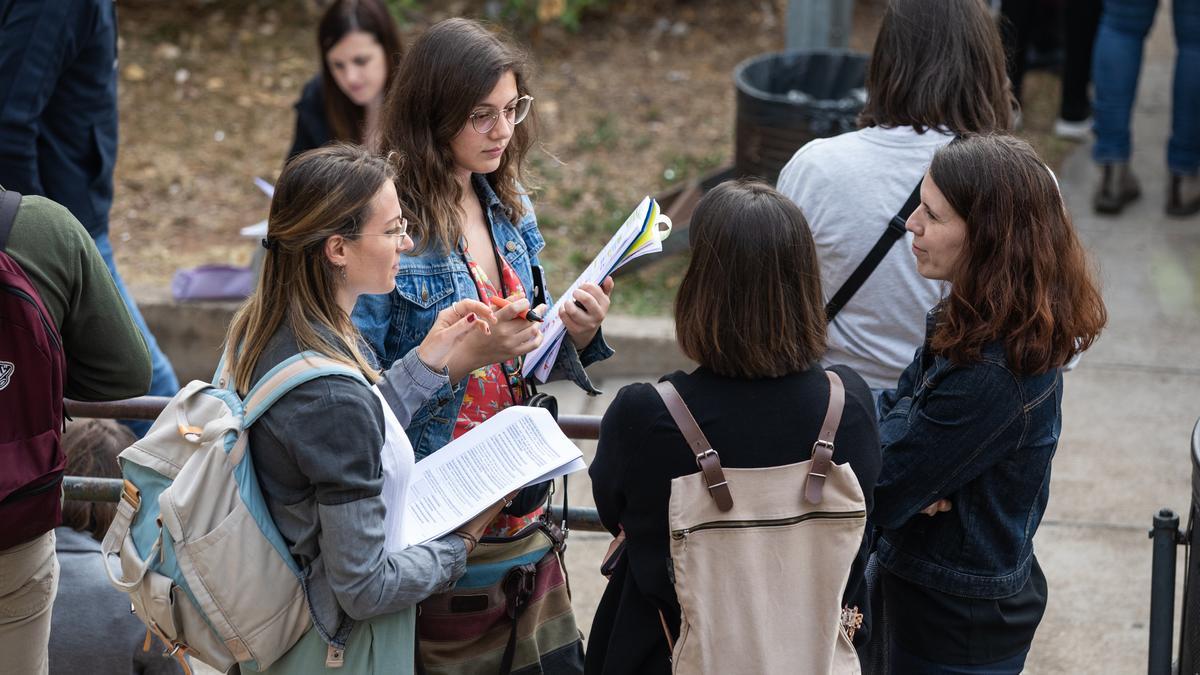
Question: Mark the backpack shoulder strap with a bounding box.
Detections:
[804,371,846,505]
[824,179,923,322]
[652,380,733,512]
[242,351,369,427]
[0,190,23,252]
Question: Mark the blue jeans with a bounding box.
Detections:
[1092,0,1200,174]
[94,234,179,436]
[889,643,1031,675]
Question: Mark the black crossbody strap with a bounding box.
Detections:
[0,190,22,252]
[824,179,923,322]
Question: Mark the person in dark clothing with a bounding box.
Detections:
[586,181,881,675]
[286,0,403,160]
[48,419,182,675]
[873,135,1107,674]
[0,0,178,435]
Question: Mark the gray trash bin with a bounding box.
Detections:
[733,49,868,184]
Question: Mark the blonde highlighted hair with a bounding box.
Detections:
[224,144,393,393]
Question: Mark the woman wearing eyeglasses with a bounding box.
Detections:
[351,18,607,673]
[353,17,613,488]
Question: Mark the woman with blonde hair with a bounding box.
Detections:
[226,143,506,674]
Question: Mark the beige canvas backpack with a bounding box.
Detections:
[654,371,866,674]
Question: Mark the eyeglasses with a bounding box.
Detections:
[352,216,408,241]
[468,95,534,134]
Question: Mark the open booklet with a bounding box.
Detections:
[393,405,587,549]
[522,196,673,382]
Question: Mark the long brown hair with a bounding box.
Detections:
[858,0,1014,134]
[380,18,536,255]
[318,0,403,143]
[224,144,393,392]
[61,419,134,542]
[675,180,827,379]
[929,135,1106,374]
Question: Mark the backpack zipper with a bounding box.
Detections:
[2,284,62,351]
[671,510,866,540]
[0,471,63,504]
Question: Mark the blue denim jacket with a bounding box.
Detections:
[353,175,613,459]
[873,310,1063,599]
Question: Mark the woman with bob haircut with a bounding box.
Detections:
[776,0,1014,396]
[225,144,507,674]
[287,0,403,159]
[586,180,882,674]
[353,17,613,519]
[872,134,1107,674]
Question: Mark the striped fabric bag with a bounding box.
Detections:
[416,520,584,675]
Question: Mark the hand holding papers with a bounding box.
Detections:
[522,197,672,382]
[395,406,587,548]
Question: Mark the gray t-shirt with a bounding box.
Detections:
[776,126,952,390]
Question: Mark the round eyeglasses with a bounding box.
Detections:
[468,95,534,134]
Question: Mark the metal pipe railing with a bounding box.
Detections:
[1149,509,1182,675]
[62,396,606,531]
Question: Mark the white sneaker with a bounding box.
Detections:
[1054,117,1092,141]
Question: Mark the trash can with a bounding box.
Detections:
[1178,417,1200,673]
[733,50,868,184]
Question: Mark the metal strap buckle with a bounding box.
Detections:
[695,448,719,471]
[811,439,834,457]
[121,479,141,508]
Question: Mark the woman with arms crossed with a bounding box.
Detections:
[872,134,1107,674]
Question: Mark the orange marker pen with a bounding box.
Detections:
[488,295,543,322]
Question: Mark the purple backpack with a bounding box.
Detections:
[0,190,66,550]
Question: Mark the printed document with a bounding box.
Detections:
[395,406,586,548]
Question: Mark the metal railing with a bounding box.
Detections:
[63,397,607,533]
[1147,416,1200,675]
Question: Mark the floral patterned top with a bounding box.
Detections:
[456,239,543,537]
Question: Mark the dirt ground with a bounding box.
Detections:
[111,0,1070,314]
[109,0,875,311]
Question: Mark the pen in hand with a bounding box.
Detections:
[488,295,543,322]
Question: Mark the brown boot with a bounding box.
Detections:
[1093,163,1141,214]
[1167,173,1200,217]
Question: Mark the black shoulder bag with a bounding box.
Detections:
[824,179,924,322]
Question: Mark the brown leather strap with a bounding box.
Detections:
[804,371,846,505]
[653,381,734,511]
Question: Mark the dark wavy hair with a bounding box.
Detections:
[675,180,827,379]
[380,18,536,255]
[858,0,1014,134]
[318,0,403,143]
[928,135,1106,374]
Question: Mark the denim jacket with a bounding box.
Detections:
[873,309,1063,600]
[353,174,614,460]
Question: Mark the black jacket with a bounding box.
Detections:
[0,0,118,239]
[287,75,333,162]
[585,364,881,674]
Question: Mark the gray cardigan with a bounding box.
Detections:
[247,323,468,650]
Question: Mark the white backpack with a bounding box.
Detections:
[101,352,366,673]
[654,372,865,674]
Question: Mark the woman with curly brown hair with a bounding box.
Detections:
[871,134,1107,674]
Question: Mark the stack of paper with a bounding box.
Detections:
[522,197,672,382]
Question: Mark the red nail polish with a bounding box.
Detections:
[467,313,476,323]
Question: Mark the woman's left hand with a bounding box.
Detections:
[561,276,614,350]
[416,299,496,372]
